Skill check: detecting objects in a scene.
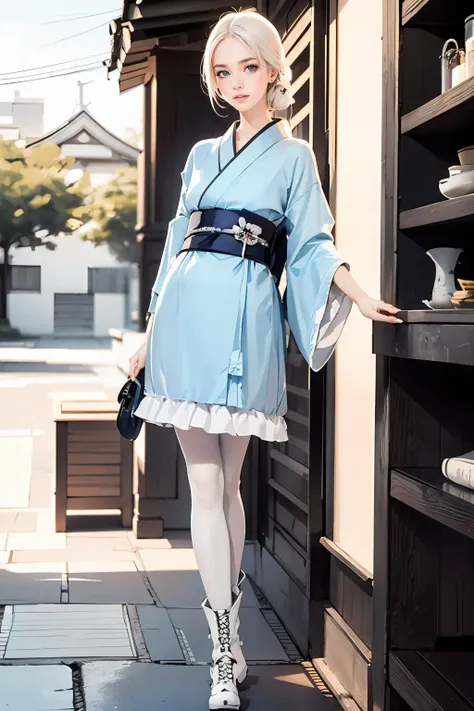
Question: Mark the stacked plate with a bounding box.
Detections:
[451,279,474,308]
[439,146,474,200]
[439,165,474,199]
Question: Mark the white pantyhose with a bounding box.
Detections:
[175,427,250,611]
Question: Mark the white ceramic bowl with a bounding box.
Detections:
[457,145,474,165]
[439,169,474,199]
[448,164,474,176]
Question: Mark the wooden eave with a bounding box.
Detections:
[109,0,232,92]
[129,0,232,21]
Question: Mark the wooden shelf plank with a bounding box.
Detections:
[373,321,474,366]
[390,468,474,540]
[402,0,474,27]
[402,76,474,136]
[399,309,474,324]
[423,652,474,707]
[400,194,474,230]
[389,651,474,711]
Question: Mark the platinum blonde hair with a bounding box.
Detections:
[202,9,294,112]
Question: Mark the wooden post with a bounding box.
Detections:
[55,421,68,533]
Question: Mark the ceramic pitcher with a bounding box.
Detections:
[422,247,463,309]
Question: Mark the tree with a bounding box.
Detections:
[81,166,138,264]
[0,139,89,324]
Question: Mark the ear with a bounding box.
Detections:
[269,68,278,84]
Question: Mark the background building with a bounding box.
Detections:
[0,90,44,141]
[5,107,140,337]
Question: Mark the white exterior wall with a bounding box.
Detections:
[12,97,44,140]
[8,291,54,335]
[7,233,127,336]
[94,294,126,337]
[332,0,383,575]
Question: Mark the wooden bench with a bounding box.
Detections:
[54,400,133,532]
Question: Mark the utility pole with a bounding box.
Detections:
[76,79,93,111]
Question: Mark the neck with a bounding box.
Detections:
[236,101,273,148]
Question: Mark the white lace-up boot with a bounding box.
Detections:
[202,606,241,709]
[202,581,247,687]
[231,569,247,682]
[232,568,246,598]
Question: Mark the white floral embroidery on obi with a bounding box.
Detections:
[232,217,265,256]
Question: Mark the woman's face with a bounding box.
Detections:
[212,36,276,114]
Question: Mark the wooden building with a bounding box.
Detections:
[7,109,139,337]
[372,2,474,711]
[110,1,474,709]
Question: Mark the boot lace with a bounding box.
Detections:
[216,655,234,683]
[216,611,235,684]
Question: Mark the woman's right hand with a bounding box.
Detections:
[129,341,147,381]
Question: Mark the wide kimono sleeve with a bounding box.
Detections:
[283,144,352,372]
[146,145,195,315]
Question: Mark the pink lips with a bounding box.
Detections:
[234,95,249,100]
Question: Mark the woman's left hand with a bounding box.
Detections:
[356,296,402,324]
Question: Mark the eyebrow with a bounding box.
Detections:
[213,57,258,69]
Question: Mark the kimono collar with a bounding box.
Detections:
[218,117,291,170]
[197,117,291,209]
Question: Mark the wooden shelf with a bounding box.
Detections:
[400,194,474,231]
[389,650,474,711]
[399,309,474,324]
[391,468,474,540]
[401,76,474,136]
[373,321,474,366]
[402,0,474,28]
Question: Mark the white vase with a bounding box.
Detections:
[422,247,463,309]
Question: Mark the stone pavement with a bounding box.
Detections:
[0,338,338,711]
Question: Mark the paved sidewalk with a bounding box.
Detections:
[0,338,338,711]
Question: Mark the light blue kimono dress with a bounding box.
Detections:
[135,118,352,442]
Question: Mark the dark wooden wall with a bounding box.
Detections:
[253,1,330,656]
[138,49,224,330]
[135,47,226,536]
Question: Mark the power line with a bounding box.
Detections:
[0,61,107,84]
[0,53,109,78]
[0,64,105,87]
[38,21,110,49]
[41,9,120,24]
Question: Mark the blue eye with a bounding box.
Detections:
[245,64,259,72]
[216,70,229,78]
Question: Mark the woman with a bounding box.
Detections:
[129,9,400,710]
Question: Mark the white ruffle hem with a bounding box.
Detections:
[134,394,288,442]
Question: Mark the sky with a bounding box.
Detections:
[0,1,142,141]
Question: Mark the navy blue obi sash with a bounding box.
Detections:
[178,208,287,285]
